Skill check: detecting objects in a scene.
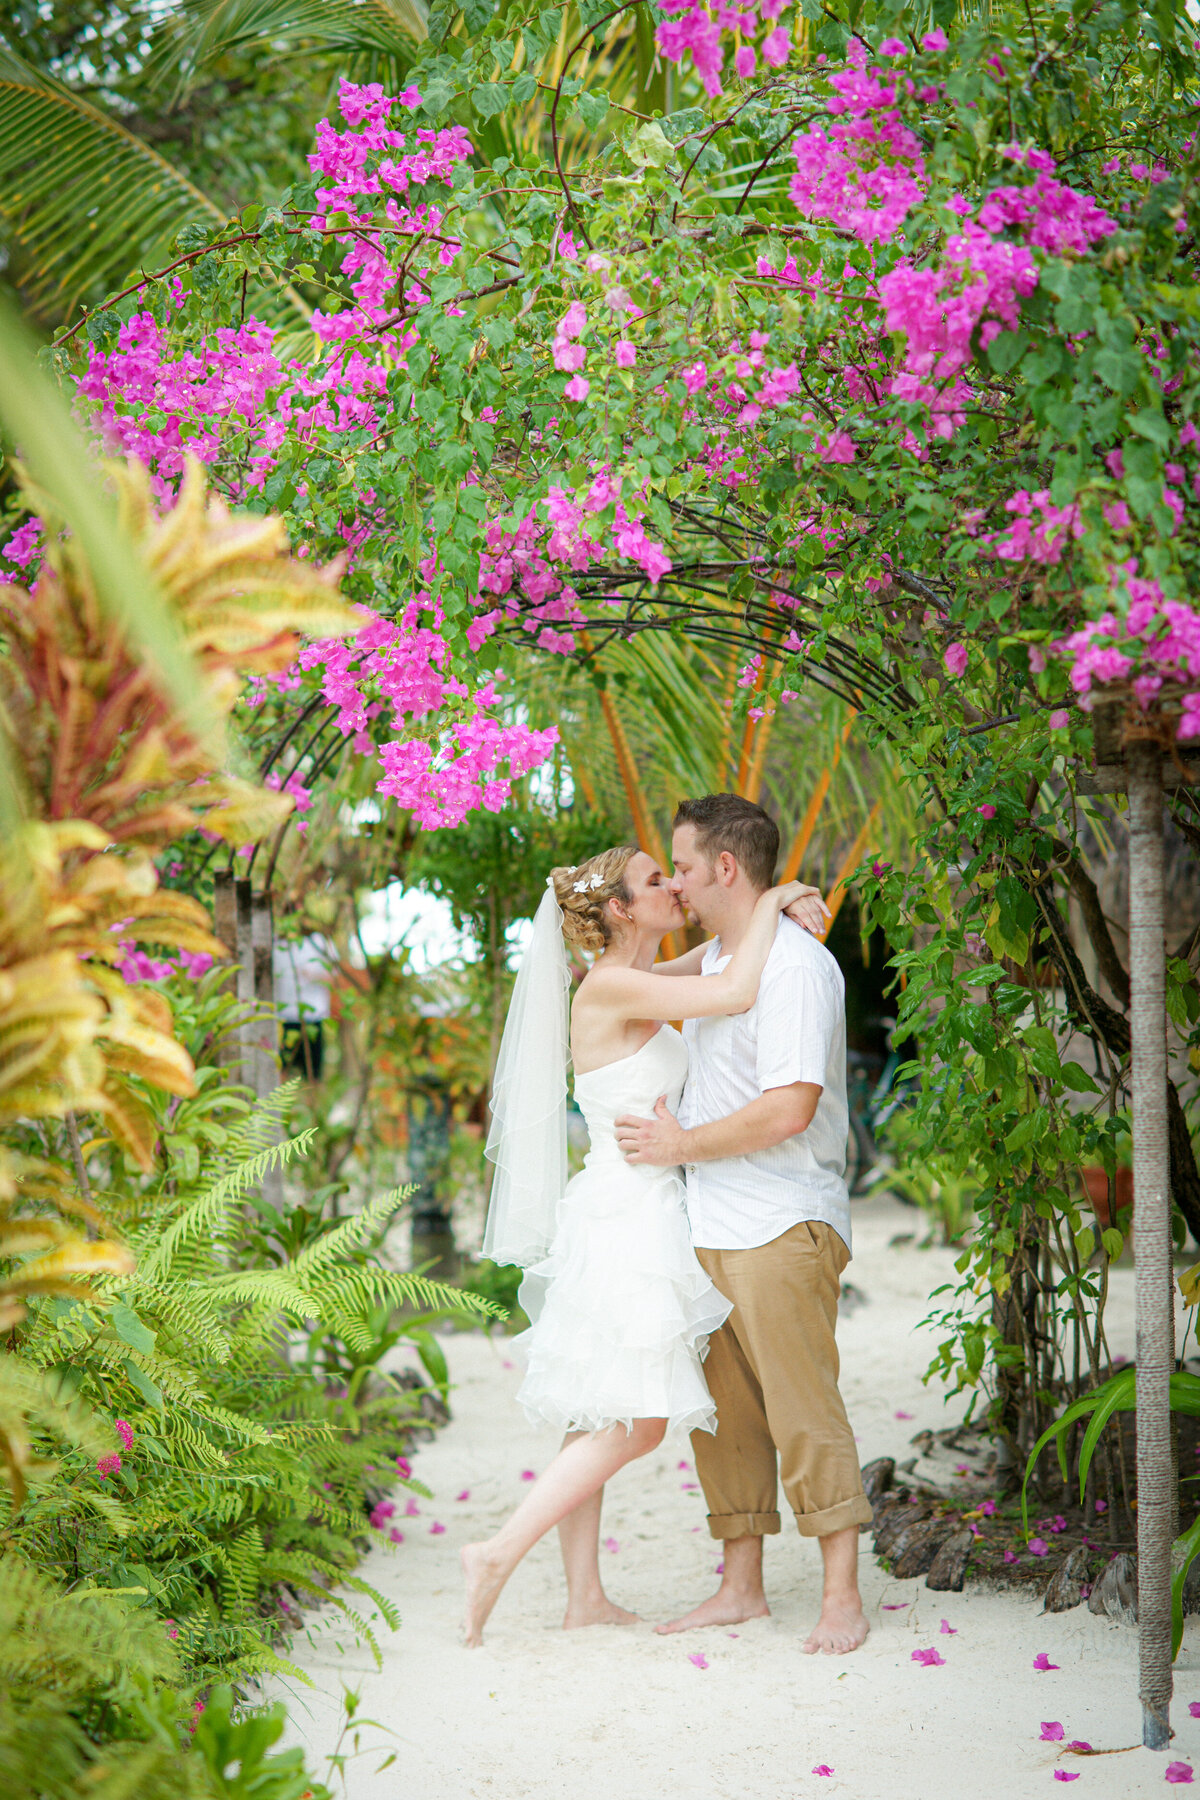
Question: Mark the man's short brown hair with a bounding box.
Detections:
[672,794,780,892]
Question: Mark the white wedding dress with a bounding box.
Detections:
[512,1025,732,1437]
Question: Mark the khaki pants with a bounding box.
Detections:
[692,1220,873,1540]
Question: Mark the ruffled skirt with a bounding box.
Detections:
[512,1158,732,1438]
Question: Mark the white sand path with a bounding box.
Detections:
[278,1195,1200,1800]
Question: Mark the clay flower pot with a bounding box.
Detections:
[1080,1165,1134,1232]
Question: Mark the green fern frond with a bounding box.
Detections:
[135,1130,317,1281]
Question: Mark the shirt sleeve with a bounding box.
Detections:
[755,962,835,1092]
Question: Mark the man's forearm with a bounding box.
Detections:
[681,1087,818,1163]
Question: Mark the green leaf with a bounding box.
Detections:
[576,91,609,132]
[1060,1061,1100,1094]
[108,1302,155,1356]
[123,1358,165,1411]
[471,83,509,120]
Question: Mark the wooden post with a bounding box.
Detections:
[1128,737,1173,1750]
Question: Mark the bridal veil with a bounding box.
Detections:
[482,882,570,1268]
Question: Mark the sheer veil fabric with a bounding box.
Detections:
[482,883,570,1277]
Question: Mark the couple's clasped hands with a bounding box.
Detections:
[615,877,828,1166]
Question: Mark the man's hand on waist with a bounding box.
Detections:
[614,1096,686,1166]
[615,1082,822,1169]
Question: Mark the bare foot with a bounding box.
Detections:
[654,1587,771,1635]
[801,1595,870,1655]
[461,1542,511,1647]
[563,1595,640,1630]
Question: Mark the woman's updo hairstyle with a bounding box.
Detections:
[550,846,638,953]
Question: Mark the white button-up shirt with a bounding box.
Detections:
[680,916,851,1254]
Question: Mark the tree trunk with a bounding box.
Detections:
[1129,740,1173,1751]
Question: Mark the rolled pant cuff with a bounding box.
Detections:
[792,1494,875,1538]
[708,1510,780,1540]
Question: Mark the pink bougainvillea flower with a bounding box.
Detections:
[604,1537,620,1553]
[944,642,968,677]
[520,1469,536,1481]
[715,1561,725,1574]
[395,1456,412,1478]
[981,1500,996,1516]
[1028,1538,1049,1557]
[1033,1653,1060,1671]
[879,36,907,56]
[455,1490,470,1501]
[939,1619,958,1635]
[977,804,997,820]
[404,1498,420,1516]
[1190,1703,1200,1719]
[1040,1723,1065,1741]
[1095,1499,1108,1513]
[1066,1742,1092,1753]
[1053,1776,1080,1785]
[389,1527,405,1544]
[688,1653,709,1669]
[1004,1549,1018,1564]
[911,1647,946,1667]
[883,1602,909,1610]
[677,1460,691,1471]
[429,1521,446,1535]
[812,1767,834,1778]
[1166,1767,1195,1785]
[895,1410,914,1420]
[922,27,948,50]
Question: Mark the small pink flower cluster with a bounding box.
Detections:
[1059,566,1200,739]
[655,0,792,97]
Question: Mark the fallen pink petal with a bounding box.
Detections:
[1004,1549,1018,1564]
[429,1521,446,1535]
[1191,1704,1200,1719]
[1066,1742,1092,1753]
[520,1469,536,1481]
[688,1653,708,1669]
[1053,1774,1080,1784]
[939,1619,958,1635]
[1039,1723,1065,1742]
[911,1647,945,1667]
[455,1490,470,1501]
[1166,1766,1195,1785]
[1033,1654,1060,1671]
[895,1409,914,1419]
[677,1460,691,1470]
[404,1499,420,1517]
[812,1767,834,1778]
[604,1537,619,1553]
[715,1561,724,1573]
[1028,1537,1050,1557]
[882,1602,909,1610]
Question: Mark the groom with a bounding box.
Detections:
[614,793,873,1654]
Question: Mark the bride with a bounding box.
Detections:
[461,844,826,1646]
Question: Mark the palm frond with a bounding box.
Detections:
[0,50,226,323]
[151,0,427,98]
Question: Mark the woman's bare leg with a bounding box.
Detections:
[462,1418,665,1645]
[557,1467,639,1629]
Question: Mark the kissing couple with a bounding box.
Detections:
[462,793,873,1653]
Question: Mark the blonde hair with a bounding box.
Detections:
[550,846,638,953]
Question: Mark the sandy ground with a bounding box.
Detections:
[277,1194,1200,1800]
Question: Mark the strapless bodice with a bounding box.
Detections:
[572,1025,688,1168]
